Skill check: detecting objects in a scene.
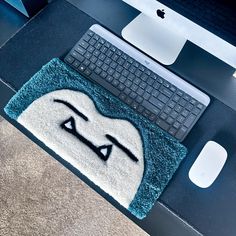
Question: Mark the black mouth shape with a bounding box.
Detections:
[61,117,112,161]
[60,116,139,163]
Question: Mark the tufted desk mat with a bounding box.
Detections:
[4,58,187,219]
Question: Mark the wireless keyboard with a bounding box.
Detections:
[64,24,210,141]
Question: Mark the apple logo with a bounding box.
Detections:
[156,9,165,19]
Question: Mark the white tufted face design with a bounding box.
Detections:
[18,89,144,208]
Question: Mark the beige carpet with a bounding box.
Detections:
[0,117,148,236]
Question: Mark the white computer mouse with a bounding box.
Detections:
[189,141,227,188]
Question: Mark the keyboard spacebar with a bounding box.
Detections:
[90,73,120,96]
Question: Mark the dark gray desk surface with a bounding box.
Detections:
[0,1,27,47]
[0,0,236,235]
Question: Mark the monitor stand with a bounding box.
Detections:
[122,13,186,65]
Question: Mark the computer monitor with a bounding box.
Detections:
[122,0,236,68]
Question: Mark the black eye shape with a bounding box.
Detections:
[54,99,88,121]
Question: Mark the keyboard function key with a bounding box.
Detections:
[83,34,91,42]
[105,42,111,48]
[116,50,122,56]
[93,34,100,41]
[190,98,197,105]
[163,81,170,88]
[99,38,105,44]
[153,81,161,89]
[87,30,94,37]
[110,46,116,52]
[173,95,180,102]
[183,94,191,101]
[170,86,177,92]
[197,103,204,110]
[176,90,183,97]
[145,69,151,76]
[161,87,173,97]
[179,98,187,107]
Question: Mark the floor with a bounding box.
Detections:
[0,116,147,236]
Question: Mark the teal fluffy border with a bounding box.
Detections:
[4,58,187,219]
